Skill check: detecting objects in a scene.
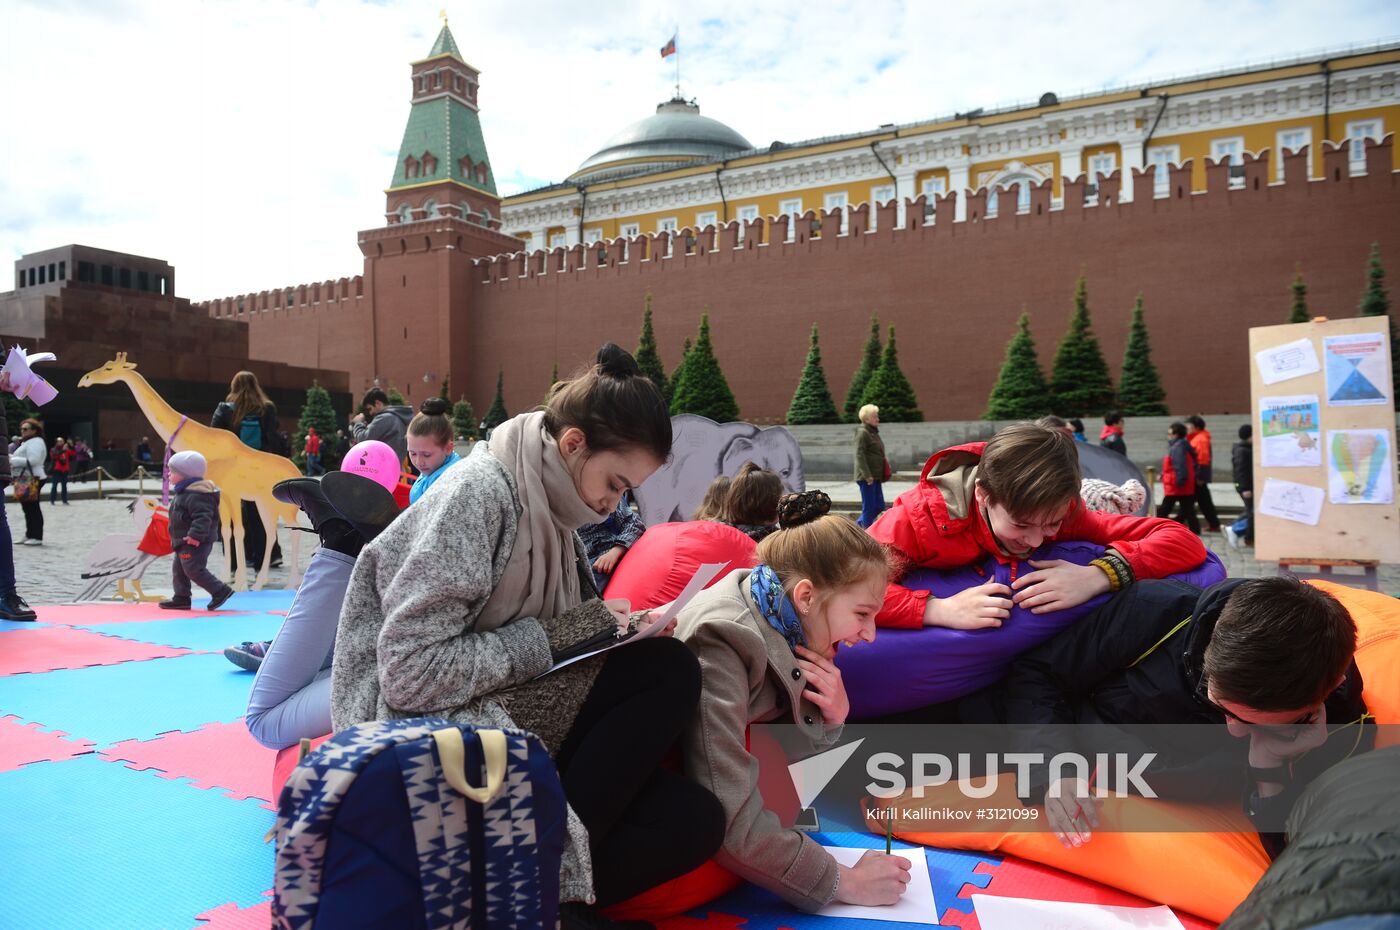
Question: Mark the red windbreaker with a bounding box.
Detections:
[867,442,1208,629]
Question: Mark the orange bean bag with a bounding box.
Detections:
[888,580,1400,924]
[603,521,756,610]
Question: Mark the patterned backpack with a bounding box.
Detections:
[274,718,568,930]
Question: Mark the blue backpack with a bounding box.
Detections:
[238,414,263,450]
[273,719,567,930]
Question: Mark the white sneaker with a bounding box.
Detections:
[1222,525,1241,550]
[22,538,42,546]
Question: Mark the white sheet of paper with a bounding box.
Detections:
[973,895,1185,930]
[1258,477,1326,525]
[540,562,729,675]
[1255,337,1321,385]
[816,846,937,924]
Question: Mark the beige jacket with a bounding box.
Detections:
[675,569,843,912]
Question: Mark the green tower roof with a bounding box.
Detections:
[427,24,462,61]
[388,96,497,196]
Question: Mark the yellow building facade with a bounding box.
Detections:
[501,43,1400,250]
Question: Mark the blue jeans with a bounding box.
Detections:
[49,471,68,504]
[245,547,353,750]
[857,479,886,528]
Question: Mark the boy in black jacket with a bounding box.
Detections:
[1224,424,1254,548]
[1000,575,1370,857]
[160,451,234,611]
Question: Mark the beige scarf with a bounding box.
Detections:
[477,412,602,632]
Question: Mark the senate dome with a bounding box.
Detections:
[569,97,753,184]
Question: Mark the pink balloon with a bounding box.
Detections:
[343,440,401,492]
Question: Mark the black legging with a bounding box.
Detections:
[554,638,725,907]
[20,481,44,541]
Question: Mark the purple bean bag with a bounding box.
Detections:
[836,541,1226,720]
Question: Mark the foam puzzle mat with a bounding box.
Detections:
[0,591,1220,928]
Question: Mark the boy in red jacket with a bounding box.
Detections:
[868,422,1207,630]
[1157,421,1201,534]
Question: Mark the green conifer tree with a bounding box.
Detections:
[386,384,406,406]
[293,381,340,471]
[451,398,478,441]
[665,337,692,406]
[1357,242,1399,400]
[670,314,739,421]
[484,369,509,429]
[439,373,451,401]
[1288,264,1311,324]
[1117,295,1170,415]
[1050,276,1116,417]
[634,296,668,398]
[860,325,923,421]
[843,314,882,422]
[786,324,841,424]
[983,311,1053,420]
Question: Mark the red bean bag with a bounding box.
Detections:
[271,733,330,800]
[603,521,757,610]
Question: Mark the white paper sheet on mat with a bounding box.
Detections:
[816,846,937,924]
[972,894,1186,930]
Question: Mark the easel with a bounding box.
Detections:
[1276,557,1381,592]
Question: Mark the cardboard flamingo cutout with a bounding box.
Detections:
[78,354,304,591]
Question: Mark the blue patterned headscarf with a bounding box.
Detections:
[748,564,807,652]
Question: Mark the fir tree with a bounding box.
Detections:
[1288,265,1310,324]
[439,373,451,401]
[634,297,668,397]
[3,394,37,442]
[484,369,509,429]
[670,313,739,421]
[665,337,692,406]
[982,311,1052,420]
[293,381,340,471]
[1050,276,1116,417]
[386,384,406,406]
[843,314,882,422]
[1357,242,1399,400]
[1117,295,1170,415]
[860,325,922,422]
[451,398,478,441]
[786,324,841,424]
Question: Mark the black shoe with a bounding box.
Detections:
[272,478,341,533]
[320,472,399,543]
[206,587,235,611]
[559,903,654,930]
[159,597,192,610]
[0,593,37,621]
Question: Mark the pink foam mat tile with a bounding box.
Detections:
[34,603,256,625]
[0,714,97,772]
[98,719,279,807]
[0,626,196,676]
[193,891,273,929]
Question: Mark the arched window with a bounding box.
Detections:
[476,163,489,185]
[424,198,439,218]
[459,154,474,178]
[983,163,1045,215]
[422,151,437,175]
[397,203,411,224]
[404,155,419,179]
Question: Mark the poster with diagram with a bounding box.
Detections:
[1323,333,1391,407]
[1327,429,1394,505]
[1259,395,1321,467]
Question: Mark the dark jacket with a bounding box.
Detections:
[351,405,413,465]
[1232,439,1254,495]
[1100,424,1127,456]
[854,423,886,483]
[168,479,222,548]
[1220,745,1400,930]
[212,401,281,454]
[1001,578,1372,854]
[576,495,646,562]
[1162,436,1198,496]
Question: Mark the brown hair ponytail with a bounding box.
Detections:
[409,396,454,446]
[542,344,672,461]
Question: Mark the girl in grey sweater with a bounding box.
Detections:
[331,346,722,925]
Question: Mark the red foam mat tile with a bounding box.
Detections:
[193,891,273,929]
[34,603,254,625]
[0,714,97,772]
[0,626,195,676]
[98,719,279,807]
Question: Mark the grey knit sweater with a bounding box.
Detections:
[331,442,615,903]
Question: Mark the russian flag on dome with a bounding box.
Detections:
[660,33,677,58]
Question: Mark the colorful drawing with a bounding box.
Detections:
[1323,333,1391,407]
[1259,395,1321,468]
[1327,429,1394,505]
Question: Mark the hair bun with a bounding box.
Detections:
[777,490,831,529]
[420,397,450,416]
[596,343,640,379]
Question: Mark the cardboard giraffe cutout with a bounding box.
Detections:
[78,354,304,590]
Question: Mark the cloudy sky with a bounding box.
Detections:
[2,0,1396,299]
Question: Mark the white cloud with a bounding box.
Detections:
[1,0,1394,299]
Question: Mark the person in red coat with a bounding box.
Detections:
[868,423,1207,630]
[1157,421,1201,534]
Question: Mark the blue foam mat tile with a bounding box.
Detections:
[77,612,287,652]
[686,833,1000,928]
[0,619,50,631]
[0,754,272,930]
[203,589,297,610]
[0,652,258,746]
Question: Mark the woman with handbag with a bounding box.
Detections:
[853,404,890,528]
[10,418,47,546]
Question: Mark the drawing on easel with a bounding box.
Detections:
[1327,429,1393,505]
[1323,333,1391,407]
[1259,395,1321,468]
